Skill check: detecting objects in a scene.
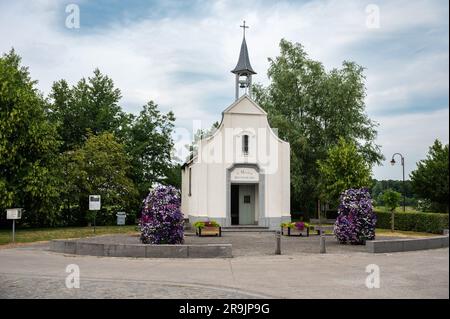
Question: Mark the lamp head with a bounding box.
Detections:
[390,158,396,166]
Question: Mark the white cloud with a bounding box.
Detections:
[0,0,448,177]
[373,108,449,180]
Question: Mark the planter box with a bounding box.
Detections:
[196,226,222,237]
[281,227,309,237]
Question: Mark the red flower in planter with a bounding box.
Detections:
[295,221,305,231]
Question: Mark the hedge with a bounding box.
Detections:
[375,211,449,234]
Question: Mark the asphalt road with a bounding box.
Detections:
[0,242,448,299]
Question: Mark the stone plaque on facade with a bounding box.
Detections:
[231,167,259,182]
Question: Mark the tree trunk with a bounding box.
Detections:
[391,210,395,232]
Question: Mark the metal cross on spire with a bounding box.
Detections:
[240,20,249,38]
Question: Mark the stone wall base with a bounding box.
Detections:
[366,236,449,253]
[50,240,232,258]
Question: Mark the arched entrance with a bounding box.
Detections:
[226,163,265,227]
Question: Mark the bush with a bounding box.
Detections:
[375,211,449,234]
[139,185,184,244]
[334,188,377,245]
[416,199,433,212]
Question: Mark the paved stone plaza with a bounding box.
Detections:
[64,232,443,256]
[0,233,448,298]
[72,232,373,256]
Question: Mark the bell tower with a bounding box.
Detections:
[231,21,256,101]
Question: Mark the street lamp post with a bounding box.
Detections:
[390,153,406,212]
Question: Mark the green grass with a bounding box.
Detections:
[0,225,139,246]
[289,220,438,237]
[375,228,437,238]
[307,228,437,237]
[0,224,438,246]
[374,206,422,213]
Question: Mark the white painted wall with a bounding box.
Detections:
[181,95,290,223]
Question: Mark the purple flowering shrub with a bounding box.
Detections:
[334,188,376,245]
[139,185,184,244]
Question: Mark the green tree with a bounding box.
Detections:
[371,179,415,207]
[49,69,125,151]
[1,50,179,227]
[122,101,176,198]
[381,189,401,231]
[317,138,372,203]
[410,139,449,213]
[253,39,383,214]
[0,49,61,226]
[162,164,182,189]
[381,189,401,212]
[63,132,138,225]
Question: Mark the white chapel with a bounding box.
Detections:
[181,23,291,229]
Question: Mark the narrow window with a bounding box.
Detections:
[188,167,192,196]
[242,135,249,155]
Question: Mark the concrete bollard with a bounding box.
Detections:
[275,231,281,255]
[320,235,326,254]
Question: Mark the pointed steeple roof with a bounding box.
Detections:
[231,36,256,75]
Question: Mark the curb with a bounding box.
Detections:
[50,240,232,258]
[366,235,449,253]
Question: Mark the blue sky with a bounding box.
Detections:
[0,0,448,180]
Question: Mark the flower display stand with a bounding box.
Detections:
[281,227,309,237]
[196,226,222,237]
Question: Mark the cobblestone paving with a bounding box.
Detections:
[0,233,448,299]
[0,275,265,299]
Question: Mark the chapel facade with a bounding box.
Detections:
[181,23,291,229]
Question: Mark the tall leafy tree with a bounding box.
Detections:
[63,132,138,225]
[50,68,125,151]
[253,39,383,213]
[162,164,182,189]
[410,139,449,213]
[317,138,372,203]
[123,101,176,198]
[0,49,61,226]
[1,49,179,227]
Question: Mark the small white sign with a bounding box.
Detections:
[6,208,22,220]
[116,212,126,225]
[231,167,259,182]
[89,195,101,211]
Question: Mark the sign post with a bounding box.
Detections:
[89,195,101,233]
[6,208,23,243]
